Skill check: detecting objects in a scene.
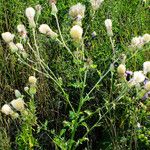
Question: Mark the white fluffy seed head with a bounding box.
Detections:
[90,0,104,10]
[25,7,35,20]
[69,3,85,19]
[29,76,37,84]
[1,104,14,115]
[133,71,145,83]
[11,98,25,111]
[143,61,150,75]
[1,32,15,43]
[143,34,150,43]
[70,25,83,40]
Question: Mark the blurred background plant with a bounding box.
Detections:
[0,0,150,149]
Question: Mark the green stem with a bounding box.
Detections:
[55,15,75,59]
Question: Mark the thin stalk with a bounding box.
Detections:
[55,15,75,59]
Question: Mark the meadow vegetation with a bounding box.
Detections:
[0,0,150,149]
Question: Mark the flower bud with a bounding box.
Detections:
[8,42,18,53]
[29,76,37,84]
[70,25,83,40]
[1,104,14,115]
[35,4,42,15]
[25,7,35,20]
[11,98,25,111]
[1,32,15,43]
[24,86,29,92]
[51,3,58,16]
[117,64,126,75]
[105,19,113,37]
[15,90,22,98]
[25,7,36,28]
[145,81,150,91]
[39,24,58,39]
[16,43,24,51]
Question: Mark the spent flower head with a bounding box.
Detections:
[1,32,15,43]
[90,0,104,10]
[69,3,85,20]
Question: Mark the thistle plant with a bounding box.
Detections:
[1,1,150,150]
[1,76,38,150]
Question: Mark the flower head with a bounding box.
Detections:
[105,19,113,37]
[1,32,15,43]
[17,24,27,39]
[69,3,85,19]
[70,25,83,40]
[11,98,25,111]
[90,0,104,10]
[143,61,150,75]
[16,43,24,51]
[25,7,36,28]
[143,34,150,43]
[39,24,58,39]
[25,7,35,20]
[29,76,37,85]
[117,64,126,76]
[133,71,145,84]
[145,81,150,91]
[1,104,14,115]
[131,36,144,49]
